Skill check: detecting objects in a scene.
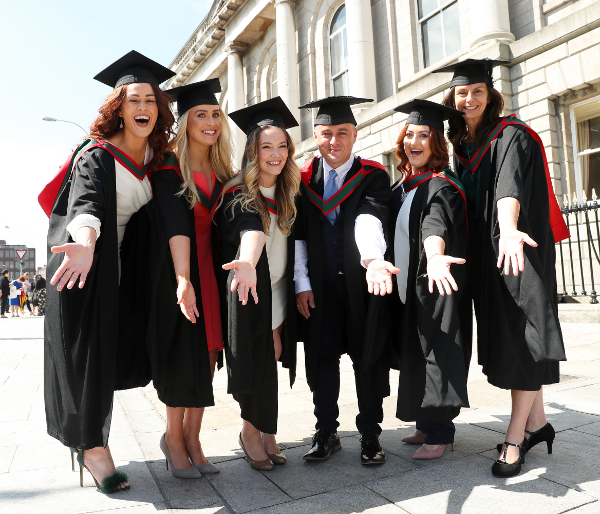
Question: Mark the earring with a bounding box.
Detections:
[119,117,123,129]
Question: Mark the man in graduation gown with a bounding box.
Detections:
[295,96,392,465]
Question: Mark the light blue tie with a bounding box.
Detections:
[324,170,338,225]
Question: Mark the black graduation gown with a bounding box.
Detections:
[455,123,567,391]
[147,167,216,408]
[45,147,151,449]
[216,190,297,434]
[296,156,392,398]
[392,176,471,424]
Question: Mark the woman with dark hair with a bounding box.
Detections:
[436,58,569,477]
[44,51,175,493]
[147,79,235,478]
[218,97,300,471]
[371,99,470,460]
[35,274,46,316]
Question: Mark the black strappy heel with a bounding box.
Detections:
[492,440,525,478]
[496,422,555,455]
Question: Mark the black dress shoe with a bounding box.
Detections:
[495,423,554,455]
[492,440,525,478]
[360,431,386,465]
[303,429,341,461]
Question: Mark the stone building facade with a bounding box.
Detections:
[166,0,600,208]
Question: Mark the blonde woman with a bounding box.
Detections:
[148,79,234,477]
[218,97,300,471]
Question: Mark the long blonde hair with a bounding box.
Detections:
[170,106,235,208]
[223,125,301,236]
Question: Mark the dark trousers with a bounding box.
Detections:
[1,295,8,315]
[313,276,384,435]
[416,420,456,444]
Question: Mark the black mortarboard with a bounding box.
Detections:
[299,96,373,126]
[394,99,464,132]
[228,96,299,135]
[167,79,221,116]
[93,50,175,89]
[432,58,509,88]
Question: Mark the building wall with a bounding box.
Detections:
[371,0,394,102]
[508,0,536,40]
[0,242,37,278]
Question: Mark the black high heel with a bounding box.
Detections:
[496,422,555,454]
[492,440,525,478]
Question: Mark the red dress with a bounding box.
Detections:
[193,171,224,352]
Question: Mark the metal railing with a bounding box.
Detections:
[557,190,600,304]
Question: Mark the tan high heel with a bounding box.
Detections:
[267,452,287,465]
[411,443,454,460]
[239,433,274,471]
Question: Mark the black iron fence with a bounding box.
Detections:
[557,194,600,304]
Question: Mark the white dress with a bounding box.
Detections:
[259,184,288,329]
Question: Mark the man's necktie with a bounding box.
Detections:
[324,170,338,225]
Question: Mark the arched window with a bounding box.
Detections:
[271,61,278,98]
[329,5,348,96]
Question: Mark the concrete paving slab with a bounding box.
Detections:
[0,445,16,473]
[0,418,48,447]
[10,440,73,472]
[205,458,291,513]
[367,454,596,514]
[518,429,600,500]
[146,460,222,510]
[574,421,600,438]
[563,501,600,513]
[0,403,31,422]
[544,383,600,416]
[263,436,416,500]
[254,485,402,513]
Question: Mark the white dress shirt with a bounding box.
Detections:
[294,154,387,293]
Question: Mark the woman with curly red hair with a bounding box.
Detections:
[44,51,175,493]
[370,99,471,460]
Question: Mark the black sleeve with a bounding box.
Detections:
[151,169,194,240]
[67,149,108,226]
[421,186,465,246]
[218,191,264,246]
[495,128,532,205]
[355,168,392,226]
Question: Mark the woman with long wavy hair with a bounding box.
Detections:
[147,79,234,478]
[44,51,175,493]
[217,97,300,471]
[436,58,568,477]
[369,99,471,460]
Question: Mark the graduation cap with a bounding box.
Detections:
[394,99,464,132]
[432,58,510,88]
[94,50,176,89]
[228,96,298,135]
[299,96,373,126]
[167,78,221,116]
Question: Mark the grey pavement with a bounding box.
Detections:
[1,316,600,514]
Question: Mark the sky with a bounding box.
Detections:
[0,0,213,267]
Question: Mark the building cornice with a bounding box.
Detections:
[165,0,247,89]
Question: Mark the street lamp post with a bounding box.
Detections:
[42,117,87,135]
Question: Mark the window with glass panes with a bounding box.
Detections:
[417,0,461,69]
[271,61,278,98]
[329,5,348,96]
[571,97,600,203]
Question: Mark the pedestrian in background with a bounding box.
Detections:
[0,269,9,317]
[10,276,24,317]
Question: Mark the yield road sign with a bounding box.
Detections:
[15,249,27,260]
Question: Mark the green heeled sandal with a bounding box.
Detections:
[76,449,130,493]
[69,448,78,471]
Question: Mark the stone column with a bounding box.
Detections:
[469,0,515,49]
[345,0,378,102]
[224,42,247,167]
[274,0,301,142]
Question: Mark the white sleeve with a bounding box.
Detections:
[66,214,101,241]
[294,240,312,293]
[354,214,387,268]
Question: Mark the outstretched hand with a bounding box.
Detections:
[50,243,94,291]
[176,279,200,323]
[497,229,538,276]
[222,259,258,305]
[426,254,466,295]
[366,259,401,296]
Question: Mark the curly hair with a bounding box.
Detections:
[442,85,504,149]
[169,107,235,209]
[222,126,301,236]
[88,83,175,166]
[395,124,450,180]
